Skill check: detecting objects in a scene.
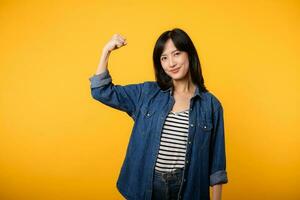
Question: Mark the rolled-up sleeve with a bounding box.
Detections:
[209,104,228,186]
[89,68,113,88]
[88,68,144,120]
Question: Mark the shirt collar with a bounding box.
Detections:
[162,84,203,99]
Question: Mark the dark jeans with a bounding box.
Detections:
[151,168,184,200]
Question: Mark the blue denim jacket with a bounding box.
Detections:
[89,69,228,200]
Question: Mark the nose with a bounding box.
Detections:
[169,57,176,67]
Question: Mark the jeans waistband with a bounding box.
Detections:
[154,168,184,179]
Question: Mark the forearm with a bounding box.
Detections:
[211,184,222,200]
[96,49,111,75]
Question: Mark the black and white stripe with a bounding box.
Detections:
[154,109,189,172]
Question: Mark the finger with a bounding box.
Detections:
[120,36,126,41]
[116,40,123,48]
[117,34,126,41]
[116,38,126,45]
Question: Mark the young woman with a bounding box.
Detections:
[89,28,228,200]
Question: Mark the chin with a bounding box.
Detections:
[170,74,186,80]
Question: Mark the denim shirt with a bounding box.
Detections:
[89,68,228,200]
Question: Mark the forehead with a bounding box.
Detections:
[161,39,178,56]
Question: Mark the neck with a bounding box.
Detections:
[172,72,195,94]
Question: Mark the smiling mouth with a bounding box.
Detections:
[170,68,180,73]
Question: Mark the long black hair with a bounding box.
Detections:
[152,28,208,93]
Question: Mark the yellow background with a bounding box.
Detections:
[0,0,299,199]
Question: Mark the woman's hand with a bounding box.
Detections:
[103,33,127,53]
[95,33,127,75]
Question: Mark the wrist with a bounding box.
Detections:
[102,47,111,55]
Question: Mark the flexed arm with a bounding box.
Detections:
[89,34,144,120]
[95,33,127,75]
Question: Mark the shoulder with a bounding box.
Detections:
[201,91,223,113]
[142,81,159,88]
[142,81,162,93]
[140,81,167,102]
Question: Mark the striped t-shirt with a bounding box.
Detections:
[154,109,190,172]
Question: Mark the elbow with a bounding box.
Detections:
[90,87,106,102]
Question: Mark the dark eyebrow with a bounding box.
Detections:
[161,49,178,57]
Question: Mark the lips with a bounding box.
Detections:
[170,68,180,73]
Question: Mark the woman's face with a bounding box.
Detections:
[160,39,190,81]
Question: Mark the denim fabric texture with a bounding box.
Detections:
[152,168,183,200]
[89,68,228,200]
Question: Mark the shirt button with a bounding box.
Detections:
[186,160,189,163]
[204,125,207,129]
[190,124,194,127]
[188,141,191,144]
[184,179,186,182]
[147,113,150,116]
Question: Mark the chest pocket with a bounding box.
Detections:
[197,120,213,149]
[140,105,157,136]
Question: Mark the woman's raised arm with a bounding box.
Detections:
[89,34,144,120]
[96,33,127,75]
